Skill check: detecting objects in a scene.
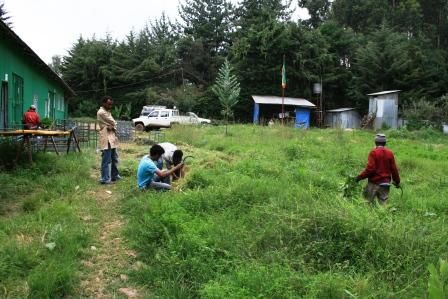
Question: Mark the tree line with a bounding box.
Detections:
[58,0,448,121]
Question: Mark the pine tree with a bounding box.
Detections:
[298,0,331,28]
[212,59,240,135]
[0,2,12,27]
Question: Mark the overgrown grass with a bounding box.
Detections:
[120,125,448,298]
[0,153,97,298]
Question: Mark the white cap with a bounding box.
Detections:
[30,105,37,109]
[375,133,386,143]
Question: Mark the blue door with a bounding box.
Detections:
[295,108,311,129]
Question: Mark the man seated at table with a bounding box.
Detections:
[137,144,184,191]
[23,105,41,129]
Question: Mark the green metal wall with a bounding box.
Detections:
[0,37,68,129]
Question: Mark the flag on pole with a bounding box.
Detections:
[281,57,287,89]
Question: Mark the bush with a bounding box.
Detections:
[402,96,448,130]
[0,139,25,170]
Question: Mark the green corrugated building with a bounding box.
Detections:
[0,20,75,129]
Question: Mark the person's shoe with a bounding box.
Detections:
[111,175,122,182]
[100,180,112,185]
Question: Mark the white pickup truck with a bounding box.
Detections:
[132,109,211,131]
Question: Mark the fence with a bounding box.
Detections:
[0,120,136,154]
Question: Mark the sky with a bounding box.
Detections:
[4,0,309,64]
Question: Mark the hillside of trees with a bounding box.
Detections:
[59,0,448,120]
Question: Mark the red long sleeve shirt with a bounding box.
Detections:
[357,146,400,185]
[23,110,40,128]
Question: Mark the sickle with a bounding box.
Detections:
[182,155,194,163]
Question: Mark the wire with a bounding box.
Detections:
[73,69,180,93]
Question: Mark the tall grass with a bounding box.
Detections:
[0,153,96,298]
[120,125,448,298]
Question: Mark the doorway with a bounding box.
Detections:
[0,81,8,129]
[12,74,24,127]
[48,90,55,120]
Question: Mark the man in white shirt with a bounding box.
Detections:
[97,96,120,184]
[158,142,184,180]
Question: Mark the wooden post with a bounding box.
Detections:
[67,130,72,154]
[50,136,59,155]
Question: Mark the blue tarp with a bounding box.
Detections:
[253,103,260,124]
[295,108,311,129]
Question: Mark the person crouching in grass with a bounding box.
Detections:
[356,133,400,205]
[137,144,184,191]
[158,142,184,181]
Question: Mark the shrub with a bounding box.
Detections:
[428,259,448,299]
[0,139,24,170]
[402,96,448,130]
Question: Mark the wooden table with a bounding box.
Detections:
[0,129,81,163]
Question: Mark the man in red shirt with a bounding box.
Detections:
[23,105,41,129]
[356,133,400,204]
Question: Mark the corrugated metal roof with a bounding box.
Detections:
[0,20,75,96]
[326,108,356,113]
[367,90,401,96]
[252,95,316,108]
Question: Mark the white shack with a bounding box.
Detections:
[325,108,361,129]
[367,90,400,129]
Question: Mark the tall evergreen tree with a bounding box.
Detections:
[0,2,12,26]
[212,59,240,134]
[298,0,331,28]
[178,0,235,84]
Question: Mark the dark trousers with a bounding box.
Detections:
[100,143,119,183]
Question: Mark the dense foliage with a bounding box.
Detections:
[61,0,448,120]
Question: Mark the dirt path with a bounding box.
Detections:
[77,167,143,298]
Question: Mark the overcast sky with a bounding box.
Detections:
[4,0,308,64]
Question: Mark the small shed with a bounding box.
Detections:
[252,95,316,128]
[367,90,400,129]
[325,108,361,129]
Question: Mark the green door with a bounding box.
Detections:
[48,90,55,120]
[12,74,24,127]
[0,81,7,129]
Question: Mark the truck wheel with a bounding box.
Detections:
[135,123,145,131]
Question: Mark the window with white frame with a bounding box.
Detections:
[45,99,49,117]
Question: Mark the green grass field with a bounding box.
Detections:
[1,125,448,298]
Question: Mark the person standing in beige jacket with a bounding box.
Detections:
[97,96,121,184]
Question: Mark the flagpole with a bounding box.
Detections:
[281,54,285,126]
[281,85,285,126]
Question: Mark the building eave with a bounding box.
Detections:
[0,20,75,97]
